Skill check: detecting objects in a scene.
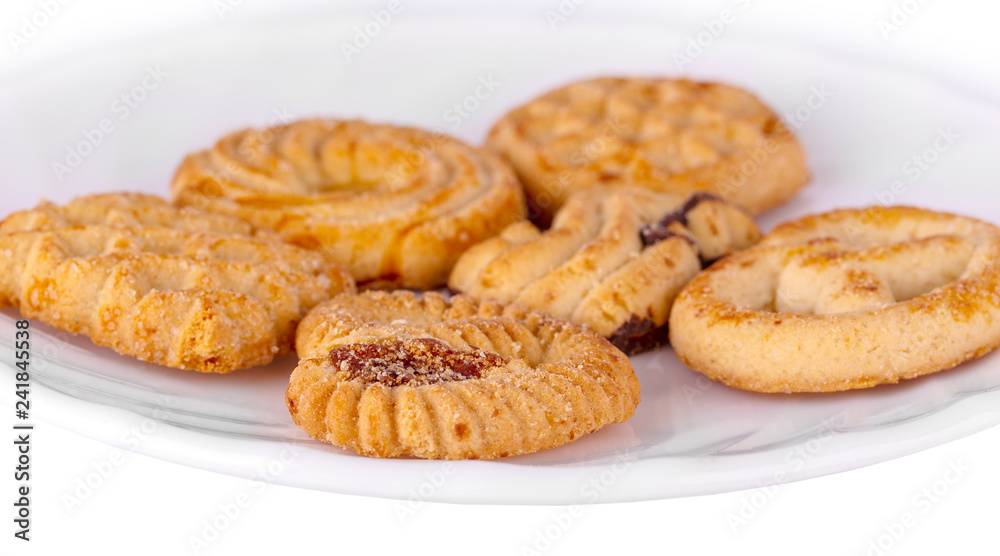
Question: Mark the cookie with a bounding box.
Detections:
[171,119,526,289]
[0,192,254,235]
[669,206,1000,392]
[286,290,640,459]
[0,194,356,373]
[448,188,762,354]
[488,77,809,222]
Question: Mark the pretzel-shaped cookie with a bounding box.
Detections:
[0,194,355,372]
[488,77,809,221]
[449,188,761,353]
[172,119,525,289]
[287,291,640,459]
[669,206,1000,392]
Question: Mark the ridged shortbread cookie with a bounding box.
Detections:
[449,188,762,353]
[172,119,526,289]
[488,77,809,222]
[286,290,640,459]
[0,193,255,235]
[0,194,356,372]
[669,206,1000,392]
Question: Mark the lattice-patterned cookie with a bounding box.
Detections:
[669,206,1000,392]
[0,194,355,372]
[287,290,640,459]
[172,119,526,289]
[448,188,762,353]
[488,77,809,222]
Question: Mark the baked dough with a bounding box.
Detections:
[488,77,809,222]
[0,193,356,372]
[0,192,254,235]
[449,188,762,353]
[171,119,526,289]
[669,206,1000,392]
[287,290,641,459]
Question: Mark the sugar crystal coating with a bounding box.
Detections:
[331,337,505,386]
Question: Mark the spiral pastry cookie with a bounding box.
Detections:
[171,119,526,289]
[488,77,809,221]
[448,188,762,354]
[0,194,356,373]
[287,290,640,459]
[669,206,1000,392]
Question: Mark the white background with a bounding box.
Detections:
[2,1,1000,554]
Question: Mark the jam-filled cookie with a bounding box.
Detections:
[286,290,640,459]
[448,188,762,353]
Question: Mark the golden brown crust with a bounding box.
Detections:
[448,188,762,353]
[487,77,809,221]
[171,119,526,289]
[668,206,1000,392]
[286,290,641,459]
[0,192,255,235]
[0,194,356,373]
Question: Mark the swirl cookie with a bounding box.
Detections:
[488,77,809,222]
[0,194,356,373]
[171,119,526,289]
[448,188,762,354]
[669,206,1000,392]
[287,290,640,459]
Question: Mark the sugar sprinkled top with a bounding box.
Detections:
[330,337,506,386]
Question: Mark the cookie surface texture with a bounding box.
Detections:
[0,193,356,372]
[487,77,809,221]
[287,290,641,459]
[448,188,762,354]
[669,206,1000,392]
[172,119,526,289]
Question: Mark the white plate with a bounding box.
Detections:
[2,16,1000,504]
